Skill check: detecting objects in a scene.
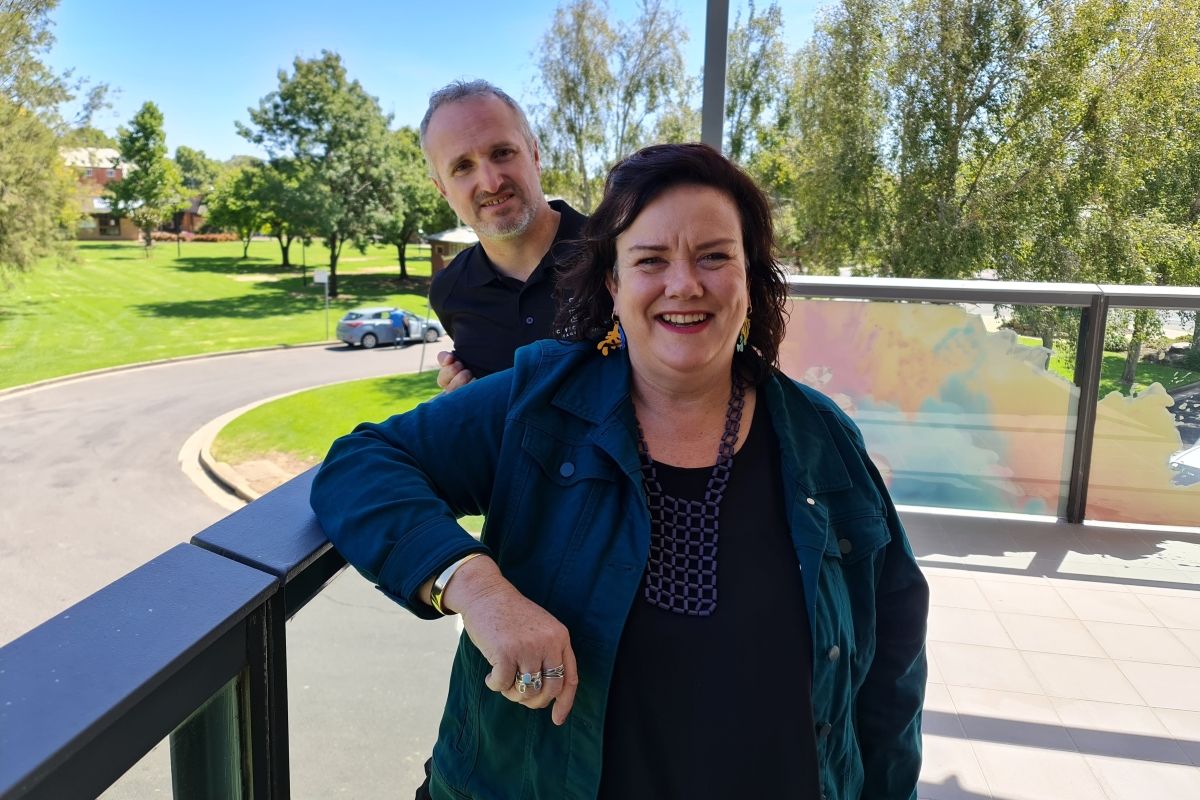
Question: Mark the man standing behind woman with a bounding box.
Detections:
[420,80,586,391]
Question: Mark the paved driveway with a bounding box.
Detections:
[1,343,457,797]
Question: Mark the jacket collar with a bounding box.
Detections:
[763,376,853,497]
[545,347,854,495]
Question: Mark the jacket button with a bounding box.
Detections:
[817,722,832,740]
[559,462,575,478]
[828,645,840,662]
[838,538,852,555]
[806,496,816,505]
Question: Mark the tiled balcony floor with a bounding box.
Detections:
[903,509,1200,799]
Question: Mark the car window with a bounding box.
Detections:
[343,312,363,321]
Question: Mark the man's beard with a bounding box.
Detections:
[472,190,538,241]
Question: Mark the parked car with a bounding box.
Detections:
[336,306,445,349]
[1168,442,1200,484]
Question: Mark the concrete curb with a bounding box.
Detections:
[0,340,339,400]
[180,366,435,508]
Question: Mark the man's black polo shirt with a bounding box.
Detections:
[429,199,587,378]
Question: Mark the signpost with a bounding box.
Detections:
[313,269,330,340]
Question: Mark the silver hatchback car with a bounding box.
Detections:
[336,306,445,349]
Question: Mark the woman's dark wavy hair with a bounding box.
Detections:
[553,143,788,383]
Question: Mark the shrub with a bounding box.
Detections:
[147,230,237,242]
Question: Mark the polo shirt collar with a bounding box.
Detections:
[462,199,586,288]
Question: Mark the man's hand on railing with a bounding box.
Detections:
[437,555,579,726]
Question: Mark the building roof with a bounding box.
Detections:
[425,225,479,244]
[60,148,134,171]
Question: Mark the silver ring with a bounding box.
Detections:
[542,664,566,679]
[515,670,542,694]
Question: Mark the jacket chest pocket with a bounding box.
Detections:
[499,427,619,607]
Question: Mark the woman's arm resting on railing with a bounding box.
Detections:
[310,371,511,620]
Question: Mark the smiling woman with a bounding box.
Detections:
[309,143,928,800]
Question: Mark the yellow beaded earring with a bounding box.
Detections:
[598,315,624,356]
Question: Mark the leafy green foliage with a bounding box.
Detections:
[534,0,687,210]
[106,101,188,246]
[0,0,78,276]
[238,51,404,297]
[206,163,265,257]
[174,145,221,192]
[377,127,456,279]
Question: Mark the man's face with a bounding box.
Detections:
[424,95,545,241]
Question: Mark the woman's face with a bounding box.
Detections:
[608,184,750,387]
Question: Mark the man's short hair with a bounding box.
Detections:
[419,80,538,178]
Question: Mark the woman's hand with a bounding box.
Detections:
[440,556,579,726]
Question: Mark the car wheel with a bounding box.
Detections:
[424,328,440,343]
[361,332,378,349]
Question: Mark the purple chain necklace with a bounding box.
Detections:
[634,376,746,617]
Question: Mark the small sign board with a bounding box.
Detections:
[313,269,329,285]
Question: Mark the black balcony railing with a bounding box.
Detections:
[2,277,1198,799]
[0,471,345,800]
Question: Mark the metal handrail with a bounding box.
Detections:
[787,275,1200,309]
[0,471,344,800]
[786,276,1200,523]
[3,277,1197,799]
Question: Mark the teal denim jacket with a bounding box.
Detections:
[310,340,928,800]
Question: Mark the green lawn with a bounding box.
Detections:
[1016,335,1199,396]
[212,371,440,464]
[0,240,437,390]
[211,370,483,532]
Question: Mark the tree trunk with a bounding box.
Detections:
[397,244,408,280]
[241,236,251,259]
[328,234,340,298]
[277,233,291,268]
[1122,338,1141,391]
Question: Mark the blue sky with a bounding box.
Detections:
[47,0,824,160]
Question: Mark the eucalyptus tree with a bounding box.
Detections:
[534,0,687,210]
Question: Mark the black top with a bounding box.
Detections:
[428,199,586,378]
[598,400,821,800]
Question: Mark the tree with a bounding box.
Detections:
[238,51,404,297]
[106,101,187,248]
[534,0,687,210]
[61,125,117,148]
[174,145,220,192]
[750,0,890,272]
[724,2,788,164]
[0,0,78,276]
[378,127,456,280]
[254,160,310,268]
[205,163,263,258]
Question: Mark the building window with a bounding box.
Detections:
[106,169,116,178]
[97,215,121,237]
[84,168,93,177]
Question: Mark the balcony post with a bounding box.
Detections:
[700,0,729,151]
[1065,293,1110,523]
